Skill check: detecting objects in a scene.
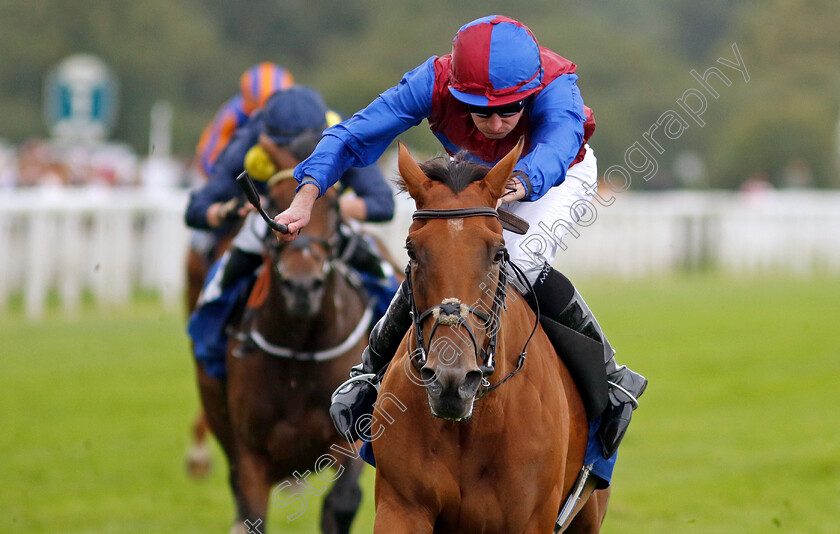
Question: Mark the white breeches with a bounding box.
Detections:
[501,145,598,284]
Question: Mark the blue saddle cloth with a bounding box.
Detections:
[187,257,254,379]
[188,254,399,379]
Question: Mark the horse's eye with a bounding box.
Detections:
[405,246,417,262]
[493,248,506,263]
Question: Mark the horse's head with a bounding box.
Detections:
[264,175,339,318]
[397,139,523,421]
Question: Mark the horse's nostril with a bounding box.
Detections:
[420,367,436,385]
[461,370,483,396]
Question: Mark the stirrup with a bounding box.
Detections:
[331,373,380,402]
[329,373,381,442]
[607,380,640,409]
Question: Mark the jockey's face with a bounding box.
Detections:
[470,109,525,140]
[259,133,298,170]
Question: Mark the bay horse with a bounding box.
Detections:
[223,175,370,533]
[370,141,610,533]
[185,233,234,479]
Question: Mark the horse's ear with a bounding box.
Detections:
[484,137,525,201]
[397,141,429,200]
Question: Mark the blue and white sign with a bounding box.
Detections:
[44,54,119,142]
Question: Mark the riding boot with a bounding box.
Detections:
[529,264,647,459]
[329,280,412,441]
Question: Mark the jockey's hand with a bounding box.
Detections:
[273,182,320,241]
[339,193,367,221]
[208,197,249,227]
[496,175,526,208]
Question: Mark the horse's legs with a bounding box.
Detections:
[185,247,213,477]
[234,448,272,531]
[320,456,364,534]
[196,365,236,455]
[373,478,434,534]
[185,409,213,478]
[564,487,611,534]
[195,365,244,521]
[185,246,208,314]
[192,409,210,445]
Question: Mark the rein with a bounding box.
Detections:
[476,259,538,399]
[406,207,539,398]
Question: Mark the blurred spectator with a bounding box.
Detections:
[10,138,141,188]
[16,139,57,187]
[783,159,813,188]
[740,171,774,207]
[0,140,17,188]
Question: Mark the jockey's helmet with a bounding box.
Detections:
[239,62,294,114]
[448,15,543,107]
[262,85,328,146]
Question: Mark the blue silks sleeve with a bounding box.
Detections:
[295,57,436,195]
[514,74,586,201]
[185,112,264,229]
[338,165,395,222]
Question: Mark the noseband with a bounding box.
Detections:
[406,208,537,391]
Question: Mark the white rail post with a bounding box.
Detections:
[24,212,50,319]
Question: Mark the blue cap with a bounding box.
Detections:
[262,86,328,145]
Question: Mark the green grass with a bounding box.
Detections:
[1,276,838,533]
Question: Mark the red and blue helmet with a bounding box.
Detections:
[448,15,543,107]
[239,62,294,114]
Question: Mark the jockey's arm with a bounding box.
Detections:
[185,176,241,229]
[339,195,367,221]
[338,165,395,223]
[273,182,320,241]
[185,111,263,229]
[513,75,586,201]
[276,59,432,239]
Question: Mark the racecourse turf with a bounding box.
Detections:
[1,275,838,533]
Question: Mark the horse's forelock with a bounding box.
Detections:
[395,151,490,195]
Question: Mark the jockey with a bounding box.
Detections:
[195,62,294,179]
[186,63,294,300]
[187,85,398,381]
[272,16,647,472]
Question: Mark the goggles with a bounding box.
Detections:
[466,99,527,118]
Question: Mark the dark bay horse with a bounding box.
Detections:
[223,176,370,533]
[370,142,610,533]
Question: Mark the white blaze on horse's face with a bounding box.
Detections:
[447,218,463,234]
[275,241,330,319]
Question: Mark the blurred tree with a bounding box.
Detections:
[0,0,251,152]
[195,0,367,70]
[707,0,840,187]
[663,0,755,60]
[0,0,835,193]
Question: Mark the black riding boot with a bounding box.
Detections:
[529,264,647,459]
[329,281,412,441]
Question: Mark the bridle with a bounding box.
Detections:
[405,207,539,396]
[262,191,342,272]
[238,195,375,362]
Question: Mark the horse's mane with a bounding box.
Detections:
[395,151,490,194]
